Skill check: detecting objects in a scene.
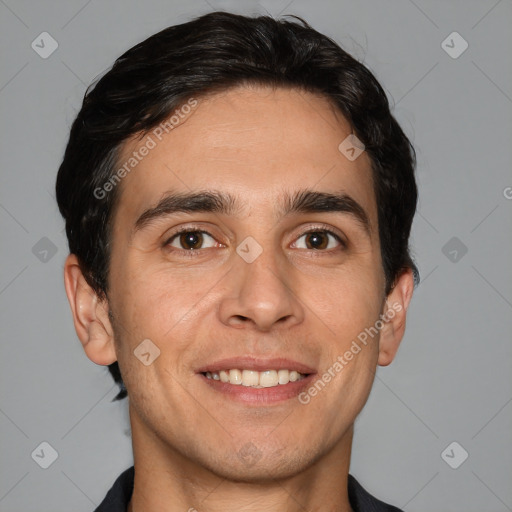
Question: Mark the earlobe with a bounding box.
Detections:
[63,254,117,366]
[377,268,415,366]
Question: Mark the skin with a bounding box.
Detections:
[64,85,414,512]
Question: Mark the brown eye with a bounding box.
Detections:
[293,230,343,250]
[306,232,328,250]
[168,231,216,250]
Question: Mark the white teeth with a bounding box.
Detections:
[229,369,243,385]
[204,368,307,388]
[241,370,259,387]
[260,370,278,387]
[278,369,289,384]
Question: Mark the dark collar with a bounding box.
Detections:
[94,466,403,512]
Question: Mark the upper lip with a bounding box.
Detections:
[196,357,316,375]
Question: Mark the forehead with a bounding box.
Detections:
[114,85,377,229]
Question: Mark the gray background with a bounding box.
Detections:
[0,0,511,510]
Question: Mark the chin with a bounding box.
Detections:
[198,445,320,483]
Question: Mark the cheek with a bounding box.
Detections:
[312,281,382,419]
[111,262,215,351]
[306,264,384,337]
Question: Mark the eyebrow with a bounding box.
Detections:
[133,188,371,237]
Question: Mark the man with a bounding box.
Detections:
[56,11,419,512]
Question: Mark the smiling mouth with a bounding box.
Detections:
[201,369,308,388]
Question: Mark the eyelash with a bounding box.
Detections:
[163,225,346,258]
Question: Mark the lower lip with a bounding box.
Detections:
[199,373,316,405]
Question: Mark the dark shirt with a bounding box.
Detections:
[94,466,403,512]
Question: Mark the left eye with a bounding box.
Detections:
[292,230,343,250]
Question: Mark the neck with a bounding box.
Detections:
[127,405,354,512]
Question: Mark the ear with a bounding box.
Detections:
[63,254,117,365]
[377,268,415,366]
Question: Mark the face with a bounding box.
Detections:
[86,85,398,480]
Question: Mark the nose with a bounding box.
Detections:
[218,247,305,332]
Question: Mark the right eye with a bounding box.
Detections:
[165,230,220,251]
